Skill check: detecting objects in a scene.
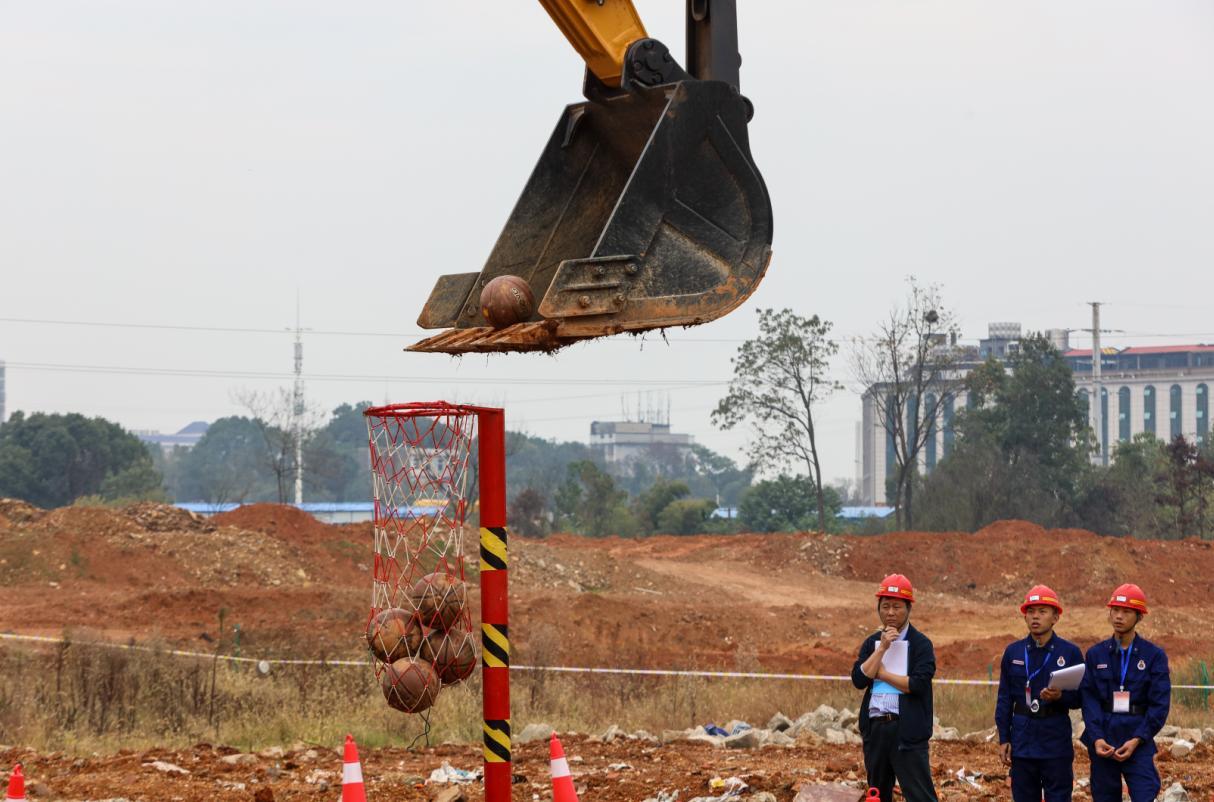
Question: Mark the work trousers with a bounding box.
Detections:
[1088,746,1161,802]
[861,718,939,802]
[1011,756,1073,802]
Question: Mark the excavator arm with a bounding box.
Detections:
[411,0,772,354]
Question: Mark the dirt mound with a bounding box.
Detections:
[0,498,43,526]
[212,503,352,546]
[122,501,215,533]
[4,502,1214,676]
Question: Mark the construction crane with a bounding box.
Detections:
[411,0,773,354]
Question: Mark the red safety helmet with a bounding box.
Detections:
[1019,584,1063,615]
[1107,583,1148,615]
[876,574,915,604]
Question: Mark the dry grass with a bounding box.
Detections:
[0,636,1208,754]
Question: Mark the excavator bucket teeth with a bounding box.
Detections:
[411,79,772,355]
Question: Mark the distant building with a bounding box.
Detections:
[136,420,210,452]
[589,420,694,467]
[1064,345,1214,465]
[859,322,1214,504]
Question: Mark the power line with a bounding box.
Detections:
[2,360,729,387]
[0,315,752,344]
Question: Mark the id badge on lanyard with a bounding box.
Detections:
[1023,643,1048,713]
[1113,644,1131,713]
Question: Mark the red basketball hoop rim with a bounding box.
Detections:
[363,401,503,420]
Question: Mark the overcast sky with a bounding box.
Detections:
[2,1,1213,487]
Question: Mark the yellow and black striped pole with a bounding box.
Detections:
[477,408,510,802]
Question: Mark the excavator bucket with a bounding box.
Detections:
[411,75,772,354]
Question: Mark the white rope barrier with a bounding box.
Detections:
[2,632,1212,690]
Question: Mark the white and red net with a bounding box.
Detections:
[363,403,479,715]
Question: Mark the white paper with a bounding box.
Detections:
[880,640,908,676]
[1048,663,1086,691]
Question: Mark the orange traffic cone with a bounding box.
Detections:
[5,764,25,802]
[549,732,579,802]
[341,735,367,802]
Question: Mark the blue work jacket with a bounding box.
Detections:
[994,633,1083,760]
[1080,634,1171,755]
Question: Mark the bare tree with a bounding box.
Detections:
[852,278,961,529]
[234,388,323,504]
[712,308,842,532]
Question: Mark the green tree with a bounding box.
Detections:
[556,460,635,536]
[508,487,549,537]
[918,335,1090,530]
[713,308,842,532]
[0,411,165,507]
[656,498,717,535]
[307,401,374,501]
[739,474,841,533]
[852,278,959,528]
[1160,435,1214,539]
[633,478,690,534]
[1074,434,1167,537]
[504,432,595,506]
[172,416,271,504]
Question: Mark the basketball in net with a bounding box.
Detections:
[363,402,482,713]
[410,571,467,630]
[421,624,478,685]
[382,657,440,713]
[366,608,424,664]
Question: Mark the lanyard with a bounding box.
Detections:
[1118,642,1132,691]
[1023,641,1052,688]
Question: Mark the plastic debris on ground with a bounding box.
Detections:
[954,767,983,790]
[641,791,680,802]
[703,724,729,737]
[427,761,483,785]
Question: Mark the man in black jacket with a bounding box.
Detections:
[851,573,939,802]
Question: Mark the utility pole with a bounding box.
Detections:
[1088,302,1103,465]
[292,297,305,505]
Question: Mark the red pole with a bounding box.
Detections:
[477,408,510,802]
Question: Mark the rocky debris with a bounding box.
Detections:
[122,502,214,533]
[0,498,42,525]
[258,746,285,760]
[961,727,997,743]
[143,760,189,775]
[748,793,777,802]
[516,723,554,744]
[219,753,258,766]
[792,783,864,802]
[1170,740,1195,759]
[1162,782,1190,802]
[252,788,275,802]
[588,724,660,745]
[763,730,796,747]
[766,713,793,732]
[933,725,961,741]
[1177,728,1203,743]
[722,730,763,749]
[433,786,467,802]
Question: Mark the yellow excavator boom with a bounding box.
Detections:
[537,0,648,86]
[411,0,772,354]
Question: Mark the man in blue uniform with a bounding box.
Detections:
[1081,583,1171,802]
[995,584,1084,802]
[851,573,938,802]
